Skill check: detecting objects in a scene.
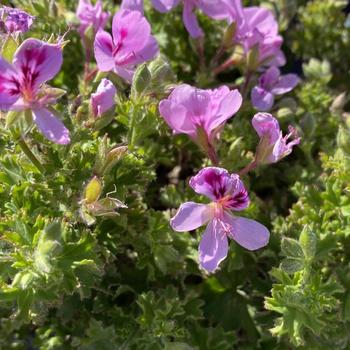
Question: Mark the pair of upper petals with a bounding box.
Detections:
[94,9,159,81]
[159,84,242,139]
[0,39,63,110]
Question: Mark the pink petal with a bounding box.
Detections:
[259,66,280,90]
[90,78,116,117]
[171,202,213,232]
[94,30,115,72]
[182,0,203,38]
[112,10,151,53]
[152,0,180,12]
[224,214,270,250]
[0,57,21,110]
[159,100,196,137]
[32,107,70,145]
[251,86,275,111]
[206,88,242,134]
[198,0,233,20]
[199,219,228,272]
[13,39,63,91]
[252,112,280,143]
[271,74,299,95]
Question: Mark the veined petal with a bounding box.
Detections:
[199,219,228,273]
[189,167,233,201]
[252,112,280,143]
[94,30,115,72]
[224,213,270,251]
[32,107,70,144]
[0,57,20,110]
[183,0,203,38]
[13,39,63,91]
[170,202,213,232]
[251,86,275,112]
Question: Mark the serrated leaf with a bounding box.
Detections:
[281,238,304,259]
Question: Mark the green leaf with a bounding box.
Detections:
[281,237,304,259]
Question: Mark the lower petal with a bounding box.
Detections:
[251,87,274,112]
[199,219,228,273]
[32,108,70,144]
[170,202,213,232]
[225,214,270,251]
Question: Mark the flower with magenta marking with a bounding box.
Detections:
[251,67,299,111]
[0,6,34,34]
[171,167,270,272]
[90,78,116,119]
[252,113,300,164]
[159,84,242,164]
[0,38,70,144]
[94,9,159,82]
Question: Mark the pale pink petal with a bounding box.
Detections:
[170,202,213,232]
[90,78,116,117]
[206,88,242,133]
[252,112,280,143]
[224,213,270,250]
[32,108,70,145]
[182,0,203,38]
[159,100,196,137]
[199,219,228,272]
[13,39,63,91]
[259,66,280,90]
[94,30,115,72]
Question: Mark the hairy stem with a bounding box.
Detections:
[238,160,258,177]
[17,138,45,173]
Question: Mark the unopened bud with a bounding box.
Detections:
[148,56,174,86]
[337,126,350,154]
[330,92,347,114]
[223,22,236,49]
[84,177,102,204]
[132,63,151,97]
[103,146,128,175]
[300,113,316,138]
[246,45,260,71]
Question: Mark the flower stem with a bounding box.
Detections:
[241,70,253,100]
[207,145,219,166]
[238,160,258,177]
[17,138,45,174]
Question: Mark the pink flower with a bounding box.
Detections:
[0,39,70,144]
[228,4,285,68]
[171,167,270,272]
[251,67,299,111]
[252,113,300,164]
[76,0,109,38]
[0,6,34,34]
[150,0,231,38]
[94,9,159,82]
[159,84,242,163]
[90,78,116,118]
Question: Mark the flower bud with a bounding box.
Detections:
[84,177,102,204]
[330,92,347,114]
[246,45,260,71]
[90,79,116,119]
[223,22,236,49]
[300,113,316,138]
[148,56,174,87]
[131,63,151,97]
[337,126,350,154]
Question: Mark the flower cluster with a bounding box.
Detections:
[0,1,301,275]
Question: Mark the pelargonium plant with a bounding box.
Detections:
[6,0,346,348]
